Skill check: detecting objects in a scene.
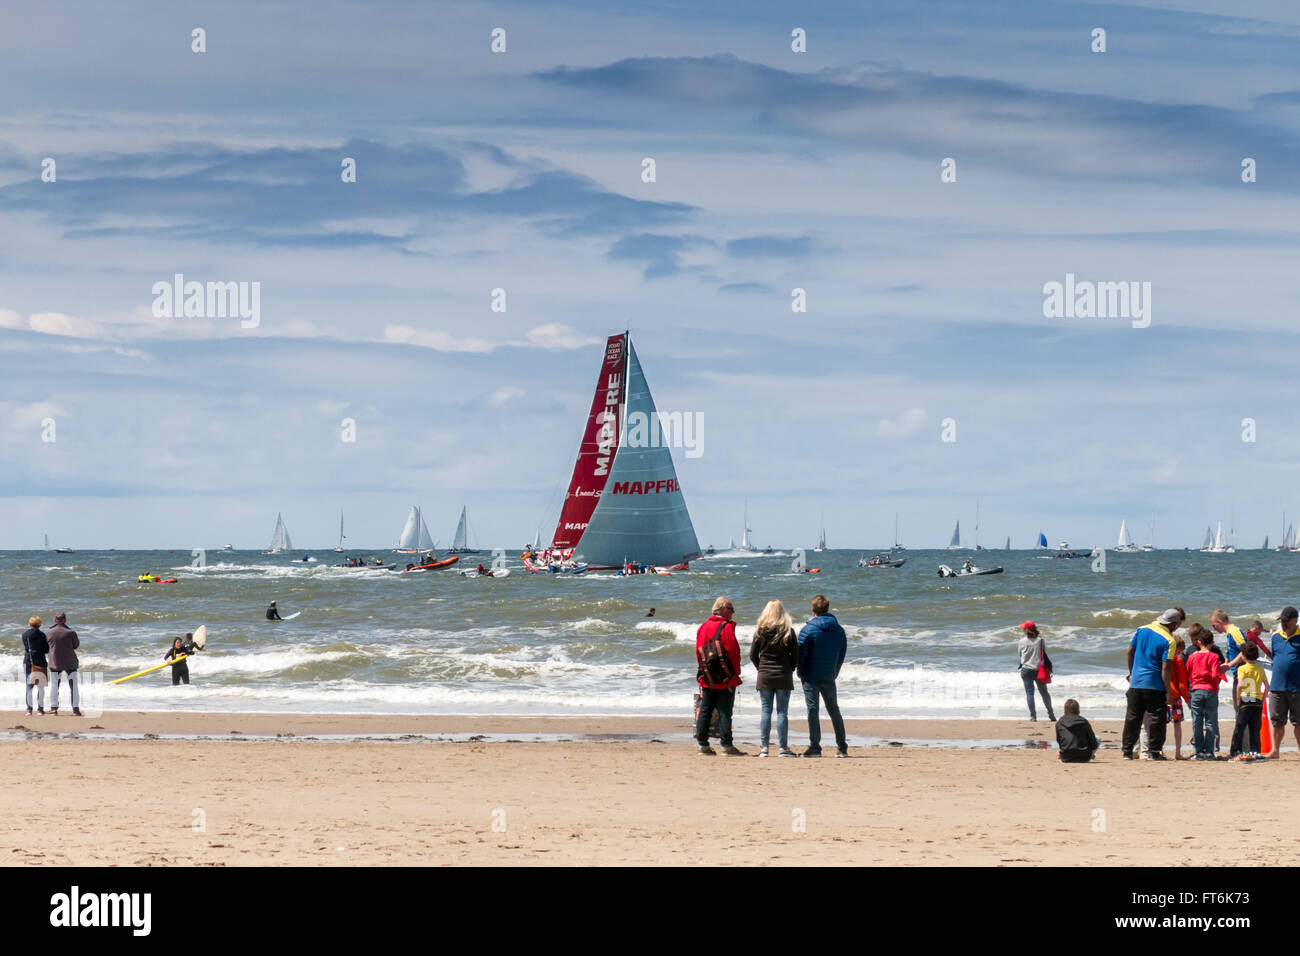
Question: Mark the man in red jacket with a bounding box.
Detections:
[695,596,745,755]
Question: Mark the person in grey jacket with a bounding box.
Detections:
[796,595,849,757]
[46,612,82,716]
[1017,621,1056,722]
[750,599,799,757]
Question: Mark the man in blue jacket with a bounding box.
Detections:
[797,594,849,757]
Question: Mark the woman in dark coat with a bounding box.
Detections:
[750,600,799,757]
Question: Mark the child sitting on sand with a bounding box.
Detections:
[1230,644,1268,760]
[1055,698,1098,762]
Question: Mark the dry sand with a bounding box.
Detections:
[2,711,1296,866]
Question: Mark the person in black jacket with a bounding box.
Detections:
[165,637,191,685]
[22,616,48,716]
[1056,698,1099,762]
[750,599,799,757]
[266,601,282,621]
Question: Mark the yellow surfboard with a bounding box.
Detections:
[109,654,187,685]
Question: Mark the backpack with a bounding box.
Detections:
[696,620,736,686]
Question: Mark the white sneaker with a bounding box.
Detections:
[758,748,769,758]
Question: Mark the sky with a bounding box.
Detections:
[2,0,1299,551]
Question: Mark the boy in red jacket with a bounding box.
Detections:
[695,596,745,756]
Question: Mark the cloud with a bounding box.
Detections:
[524,324,600,350]
[607,233,710,279]
[876,407,927,438]
[539,55,1300,189]
[381,325,498,353]
[488,386,526,408]
[380,322,597,353]
[27,312,102,339]
[1,139,696,250]
[725,235,814,259]
[717,282,773,295]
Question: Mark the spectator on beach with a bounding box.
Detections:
[797,594,848,758]
[1230,643,1268,759]
[1168,638,1191,759]
[21,616,48,716]
[1016,621,1056,722]
[1267,607,1300,760]
[694,596,744,756]
[1211,610,1271,710]
[165,637,191,686]
[1055,698,1098,762]
[1186,625,1225,759]
[1123,608,1180,760]
[750,599,799,757]
[46,612,82,717]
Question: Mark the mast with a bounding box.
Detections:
[974,499,981,549]
[338,511,346,549]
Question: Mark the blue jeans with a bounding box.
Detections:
[1189,689,1219,756]
[1019,667,1054,719]
[758,688,791,749]
[802,680,847,752]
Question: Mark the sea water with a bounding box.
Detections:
[0,548,1286,719]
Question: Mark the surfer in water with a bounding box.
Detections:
[165,637,191,685]
[266,601,282,621]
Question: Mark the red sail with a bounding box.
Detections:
[551,334,626,549]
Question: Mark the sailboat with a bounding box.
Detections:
[548,332,699,570]
[1037,531,1048,550]
[973,500,983,551]
[1143,516,1155,551]
[44,534,50,551]
[739,501,754,552]
[946,520,961,550]
[1201,521,1234,553]
[334,511,346,552]
[531,527,541,552]
[889,513,905,552]
[1263,535,1270,550]
[264,513,292,554]
[727,536,735,550]
[1005,536,1011,551]
[394,505,435,554]
[1115,519,1140,552]
[813,514,826,552]
[448,506,480,554]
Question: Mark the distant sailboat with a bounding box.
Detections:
[1115,519,1140,552]
[44,534,50,551]
[1263,535,1270,550]
[395,506,435,554]
[1005,536,1011,551]
[1200,525,1214,550]
[814,513,826,552]
[947,520,961,550]
[1143,516,1155,551]
[531,527,541,552]
[334,511,346,552]
[890,513,905,552]
[740,501,754,552]
[1037,531,1048,549]
[265,513,292,554]
[448,506,480,554]
[728,536,735,550]
[974,500,983,551]
[1201,521,1234,553]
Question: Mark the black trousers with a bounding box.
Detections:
[1122,687,1167,755]
[1231,702,1262,755]
[695,687,734,746]
[172,662,190,685]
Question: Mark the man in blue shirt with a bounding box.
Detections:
[1268,606,1300,759]
[1122,608,1180,759]
[797,594,849,757]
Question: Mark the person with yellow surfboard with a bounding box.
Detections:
[109,626,206,685]
[165,635,201,685]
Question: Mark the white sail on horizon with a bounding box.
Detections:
[267,513,292,553]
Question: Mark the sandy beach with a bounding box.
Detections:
[3,711,1296,866]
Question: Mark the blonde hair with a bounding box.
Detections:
[28,616,41,628]
[756,600,793,635]
[1210,609,1229,625]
